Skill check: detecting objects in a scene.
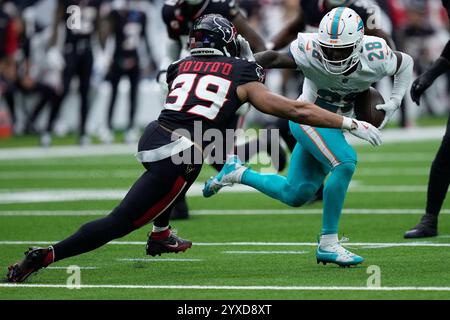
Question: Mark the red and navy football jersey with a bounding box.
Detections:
[158,56,265,145]
[162,0,241,41]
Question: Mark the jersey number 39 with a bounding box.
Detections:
[165,74,231,120]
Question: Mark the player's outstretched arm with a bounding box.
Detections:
[254,51,297,69]
[376,51,414,129]
[237,82,382,146]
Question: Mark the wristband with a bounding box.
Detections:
[341,116,354,130]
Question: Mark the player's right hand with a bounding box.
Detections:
[349,119,382,147]
[410,74,433,106]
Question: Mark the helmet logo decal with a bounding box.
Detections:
[213,16,234,43]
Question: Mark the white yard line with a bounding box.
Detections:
[0,170,139,180]
[0,184,443,204]
[0,283,449,292]
[1,209,449,217]
[117,258,202,262]
[0,167,431,180]
[0,241,449,247]
[46,266,99,270]
[223,251,309,254]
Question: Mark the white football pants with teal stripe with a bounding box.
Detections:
[241,121,357,235]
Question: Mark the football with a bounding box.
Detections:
[354,87,386,128]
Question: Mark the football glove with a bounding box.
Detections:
[237,35,255,62]
[348,119,382,147]
[375,100,398,129]
[410,74,433,106]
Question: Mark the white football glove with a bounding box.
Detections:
[375,100,399,129]
[348,119,382,147]
[237,35,255,62]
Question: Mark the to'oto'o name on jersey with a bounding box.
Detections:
[158,56,264,146]
[289,33,397,115]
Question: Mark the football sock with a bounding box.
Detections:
[322,162,356,235]
[319,234,338,247]
[52,212,135,262]
[425,134,450,217]
[152,225,169,233]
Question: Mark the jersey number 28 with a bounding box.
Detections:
[165,73,231,120]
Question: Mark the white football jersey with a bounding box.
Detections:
[289,33,397,116]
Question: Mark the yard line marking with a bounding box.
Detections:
[117,258,202,262]
[0,184,444,203]
[0,167,432,179]
[223,250,308,254]
[0,170,140,180]
[355,168,430,176]
[1,283,450,292]
[3,208,449,216]
[1,241,449,247]
[47,266,99,270]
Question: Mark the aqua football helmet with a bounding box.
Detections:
[316,7,364,75]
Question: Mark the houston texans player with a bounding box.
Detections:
[161,0,269,220]
[204,8,413,267]
[6,14,381,282]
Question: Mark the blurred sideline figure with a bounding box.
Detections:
[43,0,106,147]
[99,0,157,144]
[405,0,450,238]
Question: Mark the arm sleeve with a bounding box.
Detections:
[389,52,414,107]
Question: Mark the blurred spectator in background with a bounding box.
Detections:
[43,0,107,147]
[99,0,157,144]
[395,0,449,122]
[0,0,19,131]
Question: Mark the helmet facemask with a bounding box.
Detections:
[317,39,362,75]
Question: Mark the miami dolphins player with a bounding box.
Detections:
[203,7,413,267]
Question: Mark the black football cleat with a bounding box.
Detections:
[6,247,53,283]
[170,196,189,220]
[404,214,438,239]
[146,229,192,257]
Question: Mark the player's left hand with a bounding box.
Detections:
[375,100,398,129]
[237,35,254,62]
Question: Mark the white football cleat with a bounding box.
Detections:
[316,234,364,267]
